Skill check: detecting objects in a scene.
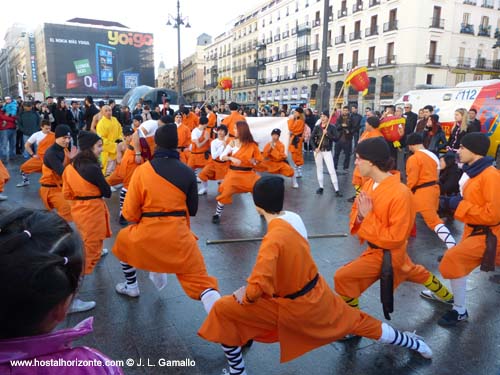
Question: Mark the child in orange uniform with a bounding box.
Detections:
[198,125,230,195]
[175,112,191,164]
[188,116,211,173]
[288,107,305,177]
[221,102,245,137]
[199,176,432,375]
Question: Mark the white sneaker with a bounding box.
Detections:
[197,177,202,183]
[292,182,299,189]
[101,248,109,257]
[16,180,29,187]
[420,290,454,305]
[110,186,117,192]
[404,331,433,359]
[68,298,96,313]
[115,282,140,297]
[198,187,207,195]
[0,194,7,201]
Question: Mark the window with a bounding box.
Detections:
[432,6,441,21]
[389,8,397,22]
[473,73,483,80]
[426,74,433,85]
[371,15,377,29]
[313,59,318,73]
[368,46,376,66]
[338,53,344,69]
[481,16,489,27]
[462,13,470,24]
[352,50,359,67]
[429,41,437,58]
[455,73,466,85]
[341,25,346,36]
[387,42,395,59]
[327,30,332,45]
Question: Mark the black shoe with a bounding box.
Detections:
[335,190,343,197]
[347,195,356,203]
[337,333,360,341]
[437,255,443,262]
[242,339,253,352]
[316,187,324,195]
[119,215,128,226]
[212,214,220,224]
[438,309,469,327]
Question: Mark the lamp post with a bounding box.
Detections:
[317,0,331,112]
[255,44,265,110]
[167,0,191,105]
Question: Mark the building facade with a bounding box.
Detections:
[181,33,212,104]
[203,31,233,104]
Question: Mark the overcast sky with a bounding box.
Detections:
[0,0,250,71]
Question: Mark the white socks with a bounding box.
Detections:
[200,288,221,314]
[434,223,456,249]
[450,277,467,314]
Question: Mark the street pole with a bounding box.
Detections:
[176,0,182,105]
[317,0,331,112]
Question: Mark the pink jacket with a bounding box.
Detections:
[0,317,123,374]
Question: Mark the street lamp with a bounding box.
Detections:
[167,0,191,105]
[255,44,265,110]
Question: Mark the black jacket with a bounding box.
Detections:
[439,164,462,196]
[335,115,354,142]
[83,104,99,131]
[350,113,363,134]
[311,124,337,152]
[402,111,418,146]
[467,118,481,133]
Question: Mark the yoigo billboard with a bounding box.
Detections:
[43,23,154,97]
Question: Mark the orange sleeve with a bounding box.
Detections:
[269,142,286,161]
[262,143,272,159]
[61,168,75,200]
[405,155,419,190]
[253,143,263,162]
[208,113,216,127]
[122,167,145,223]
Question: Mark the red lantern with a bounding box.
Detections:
[345,67,370,96]
[218,77,233,91]
[379,116,406,148]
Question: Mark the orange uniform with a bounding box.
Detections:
[221,111,245,137]
[177,124,191,164]
[39,146,72,222]
[62,164,112,275]
[182,112,199,131]
[0,160,9,192]
[199,215,381,363]
[106,146,142,189]
[334,173,430,299]
[187,128,211,169]
[20,132,55,175]
[216,142,263,205]
[440,165,500,279]
[351,129,383,187]
[288,117,305,167]
[112,162,218,299]
[207,112,217,138]
[254,140,294,177]
[406,150,442,229]
[199,138,229,182]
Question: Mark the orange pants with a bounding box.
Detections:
[199,161,229,182]
[289,139,304,167]
[179,150,190,165]
[334,247,430,298]
[0,161,9,192]
[39,187,72,222]
[82,238,104,275]
[216,170,260,205]
[414,186,442,229]
[188,152,209,169]
[20,157,43,174]
[254,160,294,177]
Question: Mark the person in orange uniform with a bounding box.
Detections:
[199,176,433,375]
[0,159,9,201]
[198,125,230,195]
[288,107,305,178]
[182,107,199,131]
[39,125,74,222]
[175,111,191,164]
[405,133,456,253]
[62,130,112,276]
[334,138,453,318]
[132,116,172,163]
[221,102,245,137]
[112,124,220,316]
[255,128,298,188]
[16,120,55,188]
[212,121,263,224]
[106,126,141,225]
[206,105,217,139]
[188,116,211,173]
[348,116,384,202]
[437,133,500,326]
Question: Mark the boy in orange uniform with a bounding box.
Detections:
[198,125,229,195]
[437,133,500,326]
[0,159,9,201]
[255,128,298,188]
[182,107,199,131]
[221,102,245,137]
[288,107,305,177]
[348,116,383,202]
[175,112,191,164]
[406,133,456,253]
[334,138,453,318]
[39,125,74,222]
[16,120,55,187]
[199,176,432,375]
[206,105,217,138]
[188,116,211,173]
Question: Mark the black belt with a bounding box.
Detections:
[411,181,437,193]
[41,184,57,188]
[468,223,499,272]
[179,147,187,151]
[74,195,101,200]
[230,166,252,171]
[368,242,394,320]
[283,274,319,300]
[191,151,207,154]
[214,159,228,164]
[141,211,186,218]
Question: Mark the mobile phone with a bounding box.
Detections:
[95,44,117,89]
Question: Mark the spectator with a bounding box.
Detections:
[447,108,468,153]
[132,102,143,117]
[0,105,18,162]
[402,103,418,146]
[151,106,161,120]
[3,96,18,116]
[415,105,434,133]
[423,114,446,155]
[467,108,481,133]
[438,153,462,217]
[83,96,99,132]
[120,105,132,127]
[45,96,57,115]
[69,100,83,130]
[350,105,363,148]
[334,106,353,171]
[109,99,121,120]
[18,102,41,159]
[40,103,55,125]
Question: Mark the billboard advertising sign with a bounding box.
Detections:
[44,23,154,97]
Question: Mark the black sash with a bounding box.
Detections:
[74,195,101,200]
[283,273,319,300]
[141,211,186,218]
[368,241,394,320]
[468,223,499,272]
[214,159,227,164]
[230,166,252,171]
[41,184,58,188]
[411,180,437,193]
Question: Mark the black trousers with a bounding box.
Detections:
[333,139,352,170]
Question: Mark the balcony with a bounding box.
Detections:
[338,8,348,18]
[335,35,346,44]
[369,0,380,6]
[313,19,321,27]
[296,45,311,56]
[331,64,345,72]
[349,31,362,41]
[456,57,472,67]
[279,50,296,60]
[378,55,396,66]
[426,54,442,65]
[430,17,445,29]
[496,28,500,38]
[297,22,311,35]
[478,25,491,37]
[266,37,273,43]
[481,1,494,8]
[352,2,363,13]
[274,34,281,41]
[291,27,297,35]
[475,57,486,69]
[210,65,217,72]
[463,0,476,4]
[383,20,398,32]
[493,60,500,70]
[282,30,290,39]
[460,23,475,34]
[365,26,378,37]
[310,43,320,51]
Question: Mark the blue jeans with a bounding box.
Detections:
[0,129,16,161]
[22,134,32,159]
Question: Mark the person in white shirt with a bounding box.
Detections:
[131,116,172,163]
[197,125,229,195]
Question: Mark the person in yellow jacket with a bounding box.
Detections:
[96,105,123,176]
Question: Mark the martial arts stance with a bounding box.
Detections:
[212,121,262,224]
[254,128,298,188]
[176,112,192,164]
[311,110,342,196]
[437,133,500,326]
[199,176,432,375]
[405,133,456,254]
[16,120,55,187]
[96,105,123,176]
[188,116,211,174]
[288,107,305,178]
[132,116,172,163]
[334,138,453,318]
[113,124,220,315]
[198,125,230,196]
